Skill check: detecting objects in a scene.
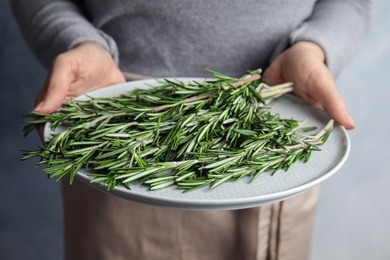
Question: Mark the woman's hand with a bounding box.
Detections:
[264,41,355,130]
[34,41,125,114]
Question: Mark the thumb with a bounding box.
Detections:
[263,58,284,86]
[34,57,73,114]
[305,70,356,130]
[317,89,355,130]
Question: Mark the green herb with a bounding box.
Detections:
[21,69,333,192]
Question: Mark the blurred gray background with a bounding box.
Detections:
[0,0,389,259]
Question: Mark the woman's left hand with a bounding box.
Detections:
[264,41,355,130]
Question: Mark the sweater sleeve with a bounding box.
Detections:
[10,0,119,69]
[271,0,371,77]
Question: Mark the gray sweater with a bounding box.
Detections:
[11,0,370,78]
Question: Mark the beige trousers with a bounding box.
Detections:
[62,178,319,260]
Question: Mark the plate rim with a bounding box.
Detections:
[44,78,351,210]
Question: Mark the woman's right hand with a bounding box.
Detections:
[34,41,125,114]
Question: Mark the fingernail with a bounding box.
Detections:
[34,101,44,112]
[343,111,356,129]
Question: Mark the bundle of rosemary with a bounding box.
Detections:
[22,69,333,192]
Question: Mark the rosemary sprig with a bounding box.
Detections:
[21,69,333,192]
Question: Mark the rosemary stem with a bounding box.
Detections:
[231,74,261,87]
[314,120,334,139]
[151,93,216,112]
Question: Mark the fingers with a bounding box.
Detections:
[34,55,73,114]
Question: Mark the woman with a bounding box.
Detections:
[11,1,370,259]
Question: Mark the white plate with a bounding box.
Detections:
[44,78,350,210]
